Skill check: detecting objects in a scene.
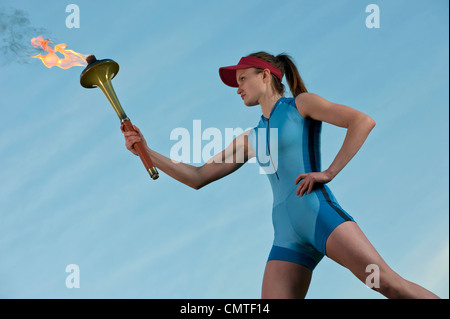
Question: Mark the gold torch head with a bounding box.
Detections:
[80,55,119,88]
[80,55,129,121]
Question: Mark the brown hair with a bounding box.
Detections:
[248,52,307,97]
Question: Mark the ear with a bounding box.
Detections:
[262,69,272,84]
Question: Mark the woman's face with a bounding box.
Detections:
[236,68,266,106]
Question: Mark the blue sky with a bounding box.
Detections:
[0,0,448,299]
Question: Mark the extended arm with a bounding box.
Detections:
[122,125,255,190]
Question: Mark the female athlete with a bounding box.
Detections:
[121,52,440,299]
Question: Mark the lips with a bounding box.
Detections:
[241,94,245,100]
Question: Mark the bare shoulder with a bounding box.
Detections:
[294,92,329,119]
[237,129,255,158]
[221,129,254,151]
[235,129,252,143]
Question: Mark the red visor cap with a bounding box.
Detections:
[219,56,283,88]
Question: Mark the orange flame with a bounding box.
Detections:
[31,36,88,69]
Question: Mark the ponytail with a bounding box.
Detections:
[248,51,307,97]
[276,54,308,96]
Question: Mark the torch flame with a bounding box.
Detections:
[31,36,88,69]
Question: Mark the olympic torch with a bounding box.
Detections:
[80,55,159,180]
[30,36,158,180]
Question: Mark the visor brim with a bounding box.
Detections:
[219,64,253,87]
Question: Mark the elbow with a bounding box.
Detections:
[193,183,203,190]
[194,180,210,190]
[361,115,376,130]
[192,166,205,190]
[186,179,202,190]
[368,116,376,129]
[349,115,376,133]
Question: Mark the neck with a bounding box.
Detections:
[259,93,283,119]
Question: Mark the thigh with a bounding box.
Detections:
[325,221,399,283]
[261,260,312,299]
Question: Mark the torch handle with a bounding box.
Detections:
[122,120,159,180]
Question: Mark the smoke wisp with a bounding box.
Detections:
[0,7,50,65]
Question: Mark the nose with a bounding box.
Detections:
[237,86,243,95]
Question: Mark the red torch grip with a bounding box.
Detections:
[122,120,159,180]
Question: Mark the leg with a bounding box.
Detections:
[326,221,440,299]
[261,260,312,299]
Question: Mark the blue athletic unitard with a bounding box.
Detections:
[248,97,355,271]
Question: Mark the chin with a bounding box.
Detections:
[244,99,259,107]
